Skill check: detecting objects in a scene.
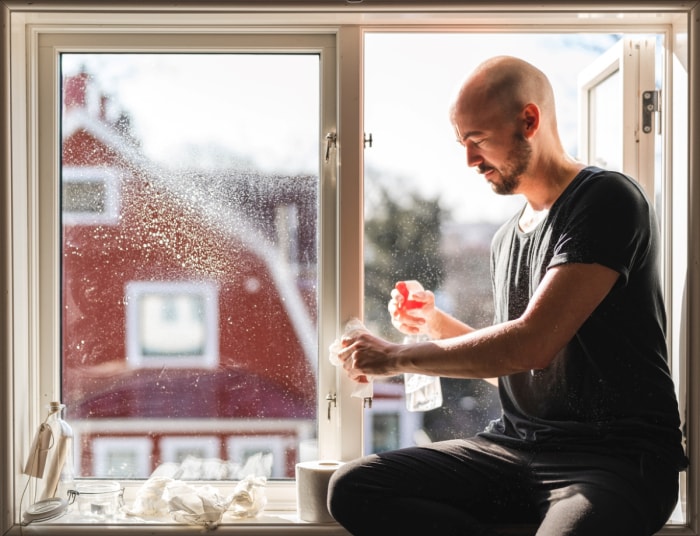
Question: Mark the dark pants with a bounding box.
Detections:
[327,436,679,536]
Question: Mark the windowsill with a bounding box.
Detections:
[13,511,352,534]
[8,516,545,536]
[8,520,352,536]
[11,478,685,536]
[8,520,686,536]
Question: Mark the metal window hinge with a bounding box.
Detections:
[363,132,373,148]
[363,397,372,409]
[325,393,337,420]
[325,132,337,162]
[642,90,660,135]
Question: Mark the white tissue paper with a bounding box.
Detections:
[329,318,373,398]
[166,481,232,527]
[123,476,173,518]
[229,475,267,519]
[124,472,269,525]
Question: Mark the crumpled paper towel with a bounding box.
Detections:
[124,473,269,525]
[166,481,232,527]
[123,476,173,518]
[329,318,373,398]
[229,475,267,518]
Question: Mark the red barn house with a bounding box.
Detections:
[61,69,319,479]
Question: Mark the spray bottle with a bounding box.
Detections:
[396,281,443,412]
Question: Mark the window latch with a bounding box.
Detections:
[642,89,660,135]
[325,393,337,420]
[325,132,337,162]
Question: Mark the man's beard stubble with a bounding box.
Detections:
[486,133,532,196]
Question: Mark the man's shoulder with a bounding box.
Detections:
[573,166,644,195]
[563,166,650,211]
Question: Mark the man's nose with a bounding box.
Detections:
[465,144,481,168]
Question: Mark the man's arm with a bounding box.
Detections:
[340,262,619,380]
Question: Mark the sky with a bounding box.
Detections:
[62,32,625,224]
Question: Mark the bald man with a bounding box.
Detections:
[327,57,687,535]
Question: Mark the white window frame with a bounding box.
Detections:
[578,35,658,203]
[2,3,697,535]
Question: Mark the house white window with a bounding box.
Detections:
[125,281,219,369]
[226,436,292,479]
[159,436,221,465]
[91,437,153,479]
[62,166,121,225]
[2,2,697,535]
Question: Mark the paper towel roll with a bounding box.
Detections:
[295,460,344,523]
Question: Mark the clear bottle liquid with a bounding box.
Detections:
[40,401,75,501]
[403,334,443,412]
[396,281,443,412]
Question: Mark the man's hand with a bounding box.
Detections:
[337,330,402,380]
[389,280,436,335]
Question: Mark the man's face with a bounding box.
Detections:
[453,106,532,195]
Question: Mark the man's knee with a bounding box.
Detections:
[539,485,653,536]
[327,459,364,522]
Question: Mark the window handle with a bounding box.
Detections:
[325,393,337,420]
[325,132,337,162]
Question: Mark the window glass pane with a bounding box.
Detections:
[589,70,623,171]
[363,32,637,450]
[61,54,320,480]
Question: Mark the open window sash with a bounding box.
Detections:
[577,36,658,202]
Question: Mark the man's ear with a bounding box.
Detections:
[521,103,540,139]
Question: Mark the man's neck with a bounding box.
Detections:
[518,158,585,231]
[519,205,549,233]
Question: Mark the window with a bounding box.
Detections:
[92,437,153,478]
[361,31,668,451]
[160,436,220,465]
[62,166,120,225]
[226,436,291,479]
[58,50,328,485]
[125,281,219,369]
[2,3,696,535]
[578,36,659,205]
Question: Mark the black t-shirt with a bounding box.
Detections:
[479,166,686,468]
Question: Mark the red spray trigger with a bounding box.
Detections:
[396,280,425,310]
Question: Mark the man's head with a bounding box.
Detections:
[449,56,560,195]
